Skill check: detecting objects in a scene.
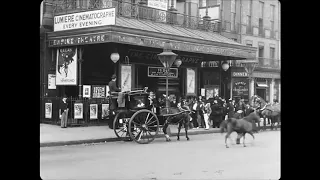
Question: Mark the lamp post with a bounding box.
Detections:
[241,60,258,99]
[221,61,230,99]
[157,41,177,109]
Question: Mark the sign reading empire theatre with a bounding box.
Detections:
[54,8,115,31]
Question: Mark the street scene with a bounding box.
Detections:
[40,0,281,179]
[40,131,280,180]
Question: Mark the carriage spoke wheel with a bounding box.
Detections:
[113,112,131,141]
[128,109,159,144]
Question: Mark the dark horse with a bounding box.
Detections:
[160,107,192,141]
[220,112,260,148]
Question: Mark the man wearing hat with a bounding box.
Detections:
[59,95,68,128]
[227,98,235,119]
[108,74,121,94]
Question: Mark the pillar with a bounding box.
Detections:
[249,77,255,98]
[269,79,274,103]
[278,83,281,103]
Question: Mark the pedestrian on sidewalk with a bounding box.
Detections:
[203,99,212,130]
[59,95,68,128]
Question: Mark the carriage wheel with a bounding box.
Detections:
[128,109,159,144]
[113,112,131,140]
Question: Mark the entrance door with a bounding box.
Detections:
[256,88,266,101]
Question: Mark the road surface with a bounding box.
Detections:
[40,130,280,180]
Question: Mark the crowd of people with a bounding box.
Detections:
[149,92,280,130]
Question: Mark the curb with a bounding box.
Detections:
[40,125,280,147]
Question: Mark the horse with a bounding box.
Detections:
[261,107,281,130]
[160,107,192,142]
[220,111,260,148]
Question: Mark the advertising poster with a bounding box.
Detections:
[101,104,109,118]
[92,85,106,98]
[121,65,132,92]
[45,103,52,119]
[186,68,196,95]
[83,85,91,98]
[48,74,56,89]
[56,47,77,85]
[90,104,98,119]
[74,103,83,119]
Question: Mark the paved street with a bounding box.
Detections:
[40,130,280,180]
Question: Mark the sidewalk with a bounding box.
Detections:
[40,121,280,147]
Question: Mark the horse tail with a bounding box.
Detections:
[220,120,227,134]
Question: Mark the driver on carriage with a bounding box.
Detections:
[108,74,121,95]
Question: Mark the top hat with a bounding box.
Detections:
[62,94,67,99]
[111,74,117,79]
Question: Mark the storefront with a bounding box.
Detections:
[42,5,257,123]
[252,72,281,103]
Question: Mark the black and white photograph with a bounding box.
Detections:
[89,104,98,119]
[83,85,91,98]
[74,103,83,119]
[44,103,52,119]
[41,0,281,179]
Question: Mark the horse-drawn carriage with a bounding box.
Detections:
[108,88,191,144]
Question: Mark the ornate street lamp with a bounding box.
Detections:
[174,59,182,67]
[157,41,177,109]
[110,50,120,75]
[221,61,230,71]
[241,60,258,99]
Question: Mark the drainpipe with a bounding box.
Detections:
[239,0,242,43]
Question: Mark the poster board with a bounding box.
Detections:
[45,103,52,119]
[90,104,98,119]
[74,103,83,119]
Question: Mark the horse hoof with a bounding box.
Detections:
[166,139,171,142]
[226,146,229,148]
[187,138,190,141]
[177,138,180,141]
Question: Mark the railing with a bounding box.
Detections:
[52,0,221,33]
[40,96,110,126]
[221,20,240,34]
[257,57,280,69]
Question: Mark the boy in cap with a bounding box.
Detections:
[59,95,68,128]
[108,74,121,94]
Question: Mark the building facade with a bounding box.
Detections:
[201,0,281,103]
[40,0,258,123]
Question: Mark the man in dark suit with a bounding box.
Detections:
[227,99,235,119]
[108,74,121,94]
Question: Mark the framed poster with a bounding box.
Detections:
[90,104,98,119]
[92,85,106,98]
[48,74,56,89]
[121,64,132,92]
[45,103,52,119]
[101,104,109,118]
[204,85,220,100]
[83,85,91,98]
[74,103,83,119]
[186,68,196,96]
[56,47,77,85]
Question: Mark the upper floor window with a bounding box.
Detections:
[199,0,206,7]
[270,47,275,59]
[259,1,264,19]
[270,4,275,21]
[231,0,236,13]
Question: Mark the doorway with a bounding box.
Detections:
[256,88,266,101]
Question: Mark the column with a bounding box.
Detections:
[249,77,255,98]
[278,83,281,103]
[270,79,274,103]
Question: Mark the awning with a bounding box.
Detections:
[256,82,268,88]
[47,17,257,59]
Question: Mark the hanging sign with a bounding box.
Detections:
[56,47,77,85]
[148,67,178,78]
[232,78,249,96]
[147,0,168,11]
[74,103,83,119]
